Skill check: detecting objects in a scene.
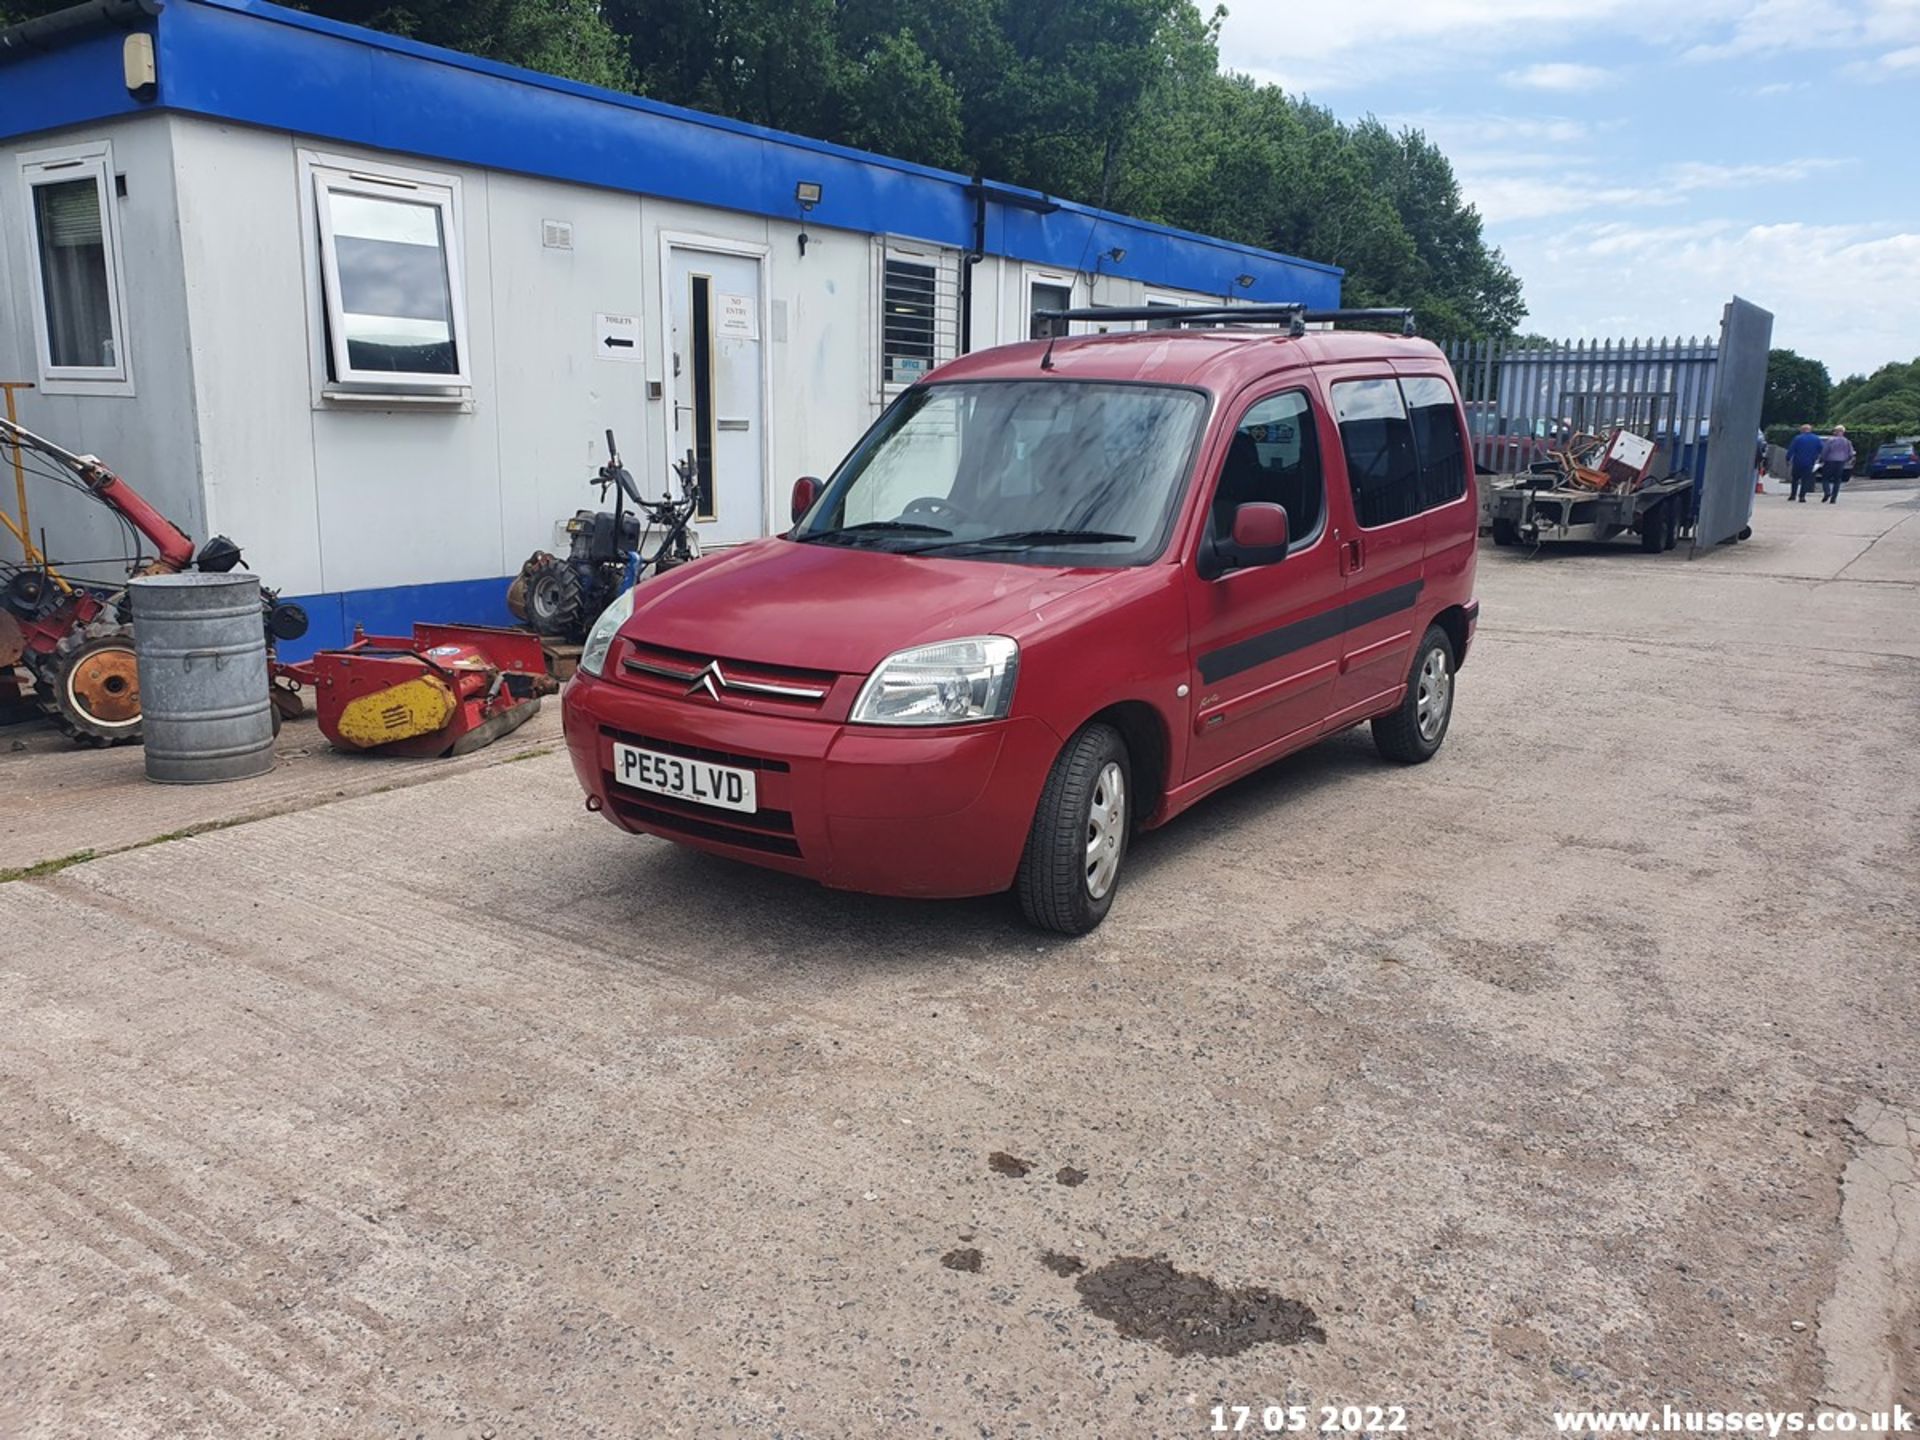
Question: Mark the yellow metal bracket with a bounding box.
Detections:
[1,380,71,595]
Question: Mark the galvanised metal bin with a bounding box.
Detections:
[130,572,274,784]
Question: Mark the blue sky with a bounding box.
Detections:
[1214,0,1916,381]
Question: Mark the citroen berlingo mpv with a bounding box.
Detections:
[563,308,1480,933]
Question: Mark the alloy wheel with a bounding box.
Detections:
[1085,760,1126,900]
[1415,646,1451,742]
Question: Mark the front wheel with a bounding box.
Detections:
[1016,722,1130,935]
[1372,626,1456,764]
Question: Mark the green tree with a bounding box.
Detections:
[300,1,631,89]
[1,0,1532,332]
[1827,356,1920,433]
[1762,348,1832,427]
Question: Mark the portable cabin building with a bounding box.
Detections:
[0,0,1342,654]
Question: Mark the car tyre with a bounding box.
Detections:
[1490,518,1519,547]
[1372,626,1456,765]
[1016,722,1130,936]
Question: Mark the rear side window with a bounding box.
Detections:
[1212,391,1324,548]
[1402,375,1468,509]
[1331,379,1420,528]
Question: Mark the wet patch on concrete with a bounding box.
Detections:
[988,1151,1032,1178]
[1073,1257,1325,1358]
[941,1247,984,1273]
[1055,1165,1088,1187]
[1040,1251,1086,1277]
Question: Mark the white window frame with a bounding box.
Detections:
[875,238,959,402]
[1143,292,1186,331]
[298,150,471,403]
[18,140,133,395]
[1023,266,1081,339]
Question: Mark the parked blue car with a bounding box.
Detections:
[1866,442,1920,479]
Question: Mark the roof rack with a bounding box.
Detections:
[1035,304,1418,337]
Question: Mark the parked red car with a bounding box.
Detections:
[563,312,1479,932]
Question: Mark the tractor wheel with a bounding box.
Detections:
[506,551,555,625]
[523,561,586,641]
[38,626,144,747]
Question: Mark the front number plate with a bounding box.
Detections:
[611,742,757,814]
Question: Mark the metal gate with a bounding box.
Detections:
[1692,296,1773,552]
[1442,295,1775,551]
[1443,334,1721,482]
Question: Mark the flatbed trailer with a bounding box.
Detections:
[1485,472,1699,552]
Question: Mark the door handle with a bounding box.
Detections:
[1343,537,1365,574]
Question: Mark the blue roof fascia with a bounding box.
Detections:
[2,0,1341,306]
[0,22,152,140]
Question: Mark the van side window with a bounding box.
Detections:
[1331,378,1421,528]
[1402,375,1467,509]
[1212,391,1324,548]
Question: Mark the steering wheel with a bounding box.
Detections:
[901,495,972,525]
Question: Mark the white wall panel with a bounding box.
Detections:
[171,120,322,593]
[0,117,199,586]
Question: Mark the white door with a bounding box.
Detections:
[665,242,766,545]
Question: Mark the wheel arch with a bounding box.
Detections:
[1072,698,1174,829]
[1431,603,1473,670]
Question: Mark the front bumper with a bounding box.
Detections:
[561,671,1063,899]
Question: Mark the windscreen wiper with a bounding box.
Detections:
[903,528,1137,555]
[800,519,954,545]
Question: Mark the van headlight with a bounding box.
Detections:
[578,587,636,677]
[850,636,1019,726]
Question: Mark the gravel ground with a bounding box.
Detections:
[2,487,1916,1439]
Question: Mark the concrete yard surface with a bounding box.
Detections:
[2,487,1917,1438]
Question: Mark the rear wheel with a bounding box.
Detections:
[1491,518,1519,547]
[1662,501,1679,550]
[1017,722,1130,936]
[1372,626,1455,765]
[523,560,585,640]
[1639,501,1666,552]
[39,628,143,747]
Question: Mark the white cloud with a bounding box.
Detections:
[1847,40,1920,75]
[1509,220,1920,375]
[1510,62,1614,90]
[1217,0,1916,92]
[1452,154,1851,224]
[1683,0,1920,59]
[1661,157,1851,188]
[1755,79,1809,93]
[1215,0,1743,91]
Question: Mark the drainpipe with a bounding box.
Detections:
[960,179,988,356]
[958,178,1061,355]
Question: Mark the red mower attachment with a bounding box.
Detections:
[274,623,556,758]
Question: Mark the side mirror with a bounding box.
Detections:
[1197,502,1289,579]
[1231,502,1290,556]
[790,476,823,525]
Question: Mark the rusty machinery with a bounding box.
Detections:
[0,413,308,746]
[1532,428,1660,492]
[271,623,556,757]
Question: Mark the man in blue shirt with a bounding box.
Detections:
[1785,424,1824,502]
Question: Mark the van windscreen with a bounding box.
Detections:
[796,381,1208,566]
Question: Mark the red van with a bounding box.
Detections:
[562,309,1479,933]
